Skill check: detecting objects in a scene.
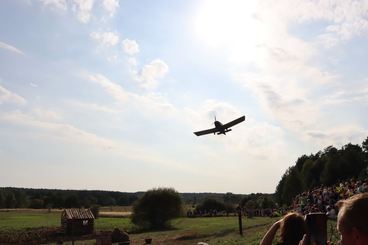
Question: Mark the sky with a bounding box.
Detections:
[0,0,368,194]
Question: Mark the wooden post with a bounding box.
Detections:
[237,206,243,236]
[71,221,75,245]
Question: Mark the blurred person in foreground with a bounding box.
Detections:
[260,212,306,245]
[335,193,368,245]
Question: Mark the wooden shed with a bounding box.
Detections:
[61,208,95,235]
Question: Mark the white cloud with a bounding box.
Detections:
[236,73,320,132]
[306,125,368,149]
[322,82,368,105]
[122,39,139,56]
[102,0,119,16]
[107,54,119,63]
[65,100,121,114]
[0,110,120,150]
[133,59,169,89]
[236,72,368,150]
[29,82,39,88]
[259,44,337,86]
[90,31,119,46]
[31,108,62,121]
[265,0,368,47]
[71,0,94,23]
[130,92,176,114]
[227,1,354,143]
[86,73,176,114]
[0,85,27,106]
[39,0,67,11]
[0,41,24,55]
[0,110,195,174]
[40,0,96,23]
[127,57,137,67]
[88,73,128,103]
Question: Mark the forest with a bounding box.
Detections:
[0,187,255,209]
[275,136,368,205]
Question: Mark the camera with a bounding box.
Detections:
[305,212,327,245]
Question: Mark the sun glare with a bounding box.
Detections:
[194,0,263,62]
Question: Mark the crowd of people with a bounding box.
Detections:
[291,178,368,217]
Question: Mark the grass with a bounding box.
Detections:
[132,216,276,245]
[95,217,133,230]
[0,210,60,231]
[0,210,133,232]
[0,210,339,245]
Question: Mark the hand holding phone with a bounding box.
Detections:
[305,212,327,245]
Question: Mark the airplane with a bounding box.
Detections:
[193,115,245,136]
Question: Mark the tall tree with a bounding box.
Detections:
[275,171,287,205]
[282,167,303,205]
[0,190,4,208]
[361,137,368,178]
[320,146,339,185]
[340,143,364,179]
[295,155,309,172]
[131,188,182,230]
[362,137,368,153]
[5,191,17,208]
[301,158,316,189]
[14,190,28,208]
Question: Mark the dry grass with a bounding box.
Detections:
[99,211,131,218]
[99,206,132,212]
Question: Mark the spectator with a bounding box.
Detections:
[260,212,306,245]
[291,178,368,215]
[326,206,336,220]
[335,193,368,245]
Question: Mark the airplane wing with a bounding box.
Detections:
[193,127,218,136]
[222,115,245,129]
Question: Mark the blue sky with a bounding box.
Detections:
[1,0,368,193]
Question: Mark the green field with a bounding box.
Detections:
[0,210,339,244]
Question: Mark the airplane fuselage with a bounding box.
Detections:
[214,121,232,135]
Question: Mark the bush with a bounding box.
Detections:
[131,188,182,230]
[90,205,100,219]
[29,198,44,209]
[195,198,226,213]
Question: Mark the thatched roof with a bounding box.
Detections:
[63,208,95,220]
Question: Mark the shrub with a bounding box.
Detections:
[195,198,226,213]
[131,188,182,229]
[90,205,100,219]
[29,198,44,209]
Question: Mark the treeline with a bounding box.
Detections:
[193,193,276,213]
[181,192,245,206]
[0,187,276,210]
[276,137,368,206]
[0,188,140,209]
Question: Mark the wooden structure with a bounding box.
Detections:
[61,208,95,235]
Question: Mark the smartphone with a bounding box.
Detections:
[305,212,327,245]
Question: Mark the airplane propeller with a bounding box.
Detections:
[213,116,217,134]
